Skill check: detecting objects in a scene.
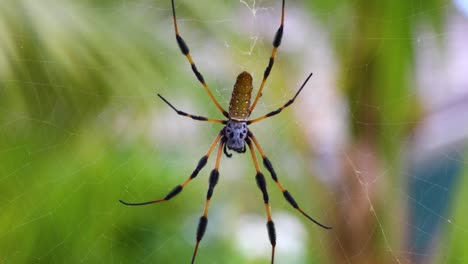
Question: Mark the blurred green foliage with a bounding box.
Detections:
[309,0,445,158]
[446,153,468,263]
[0,1,218,263]
[0,0,315,263]
[0,0,465,263]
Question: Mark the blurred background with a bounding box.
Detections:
[1,0,467,263]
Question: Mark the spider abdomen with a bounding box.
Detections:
[229,72,253,120]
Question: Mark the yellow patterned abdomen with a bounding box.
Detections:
[229,71,253,120]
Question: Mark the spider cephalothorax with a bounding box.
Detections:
[120,1,331,263]
[224,121,248,154]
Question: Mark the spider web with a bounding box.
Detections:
[0,0,467,263]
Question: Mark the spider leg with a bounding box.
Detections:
[248,131,332,230]
[158,94,227,124]
[249,0,285,114]
[247,73,312,125]
[171,0,229,118]
[246,137,277,264]
[191,137,225,264]
[119,132,222,206]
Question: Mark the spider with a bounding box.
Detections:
[120,0,331,263]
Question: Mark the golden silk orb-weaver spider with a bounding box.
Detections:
[119,0,332,263]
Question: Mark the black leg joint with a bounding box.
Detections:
[266,220,277,246]
[284,99,294,107]
[191,156,208,179]
[283,190,299,208]
[191,64,205,83]
[273,26,283,47]
[191,115,208,121]
[207,169,219,199]
[255,172,269,203]
[264,57,274,79]
[266,108,281,117]
[196,216,208,241]
[171,0,177,17]
[263,158,278,182]
[165,185,183,200]
[176,35,189,55]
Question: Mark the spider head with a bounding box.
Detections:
[224,121,248,153]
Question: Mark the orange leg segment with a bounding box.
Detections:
[191,137,225,263]
[171,0,228,118]
[249,0,286,115]
[246,137,277,264]
[119,132,222,206]
[248,131,332,230]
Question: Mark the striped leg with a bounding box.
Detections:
[158,94,227,124]
[247,73,312,125]
[246,137,277,264]
[191,138,225,263]
[248,132,332,230]
[171,0,229,118]
[119,132,222,206]
[249,0,285,115]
